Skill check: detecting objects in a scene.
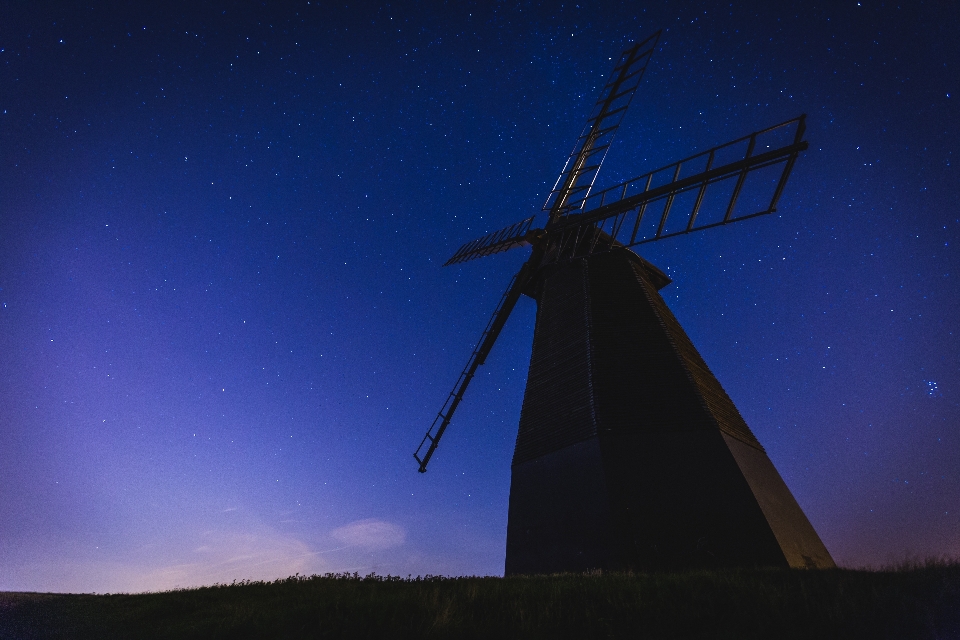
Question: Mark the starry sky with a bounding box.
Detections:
[1,1,957,593]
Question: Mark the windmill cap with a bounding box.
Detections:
[622,250,672,290]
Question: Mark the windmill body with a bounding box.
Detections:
[506,249,833,573]
[415,32,835,573]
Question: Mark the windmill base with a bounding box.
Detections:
[504,249,834,575]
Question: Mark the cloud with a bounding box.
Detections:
[330,519,406,551]
[147,529,324,589]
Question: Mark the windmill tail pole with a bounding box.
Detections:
[414,262,534,473]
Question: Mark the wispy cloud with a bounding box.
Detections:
[331,519,406,551]
[162,528,324,587]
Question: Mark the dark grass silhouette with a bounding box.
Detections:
[2,562,959,639]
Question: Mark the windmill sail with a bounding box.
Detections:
[444,216,536,266]
[414,262,535,472]
[547,116,808,262]
[543,31,661,221]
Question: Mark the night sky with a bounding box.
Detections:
[2,1,957,593]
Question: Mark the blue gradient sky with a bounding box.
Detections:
[2,1,957,593]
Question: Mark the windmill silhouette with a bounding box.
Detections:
[415,31,835,574]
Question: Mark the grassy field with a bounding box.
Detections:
[2,563,959,639]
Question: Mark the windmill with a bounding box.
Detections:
[414,31,835,574]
